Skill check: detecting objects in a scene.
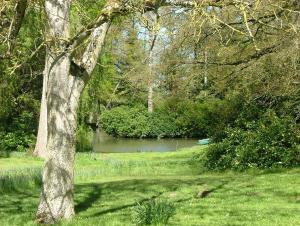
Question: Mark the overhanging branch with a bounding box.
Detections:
[66,0,231,55]
[175,44,279,67]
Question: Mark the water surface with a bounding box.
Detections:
[93,131,198,153]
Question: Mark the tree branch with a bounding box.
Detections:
[175,44,280,66]
[6,0,28,54]
[66,0,230,55]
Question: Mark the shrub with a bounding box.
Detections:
[100,105,150,138]
[0,111,36,154]
[100,96,244,139]
[132,199,175,225]
[100,105,179,138]
[148,112,179,138]
[203,110,300,170]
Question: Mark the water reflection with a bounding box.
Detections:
[93,131,198,153]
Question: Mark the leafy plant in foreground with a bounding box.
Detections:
[132,199,175,225]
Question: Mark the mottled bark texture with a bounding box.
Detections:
[36,0,109,223]
[36,0,75,223]
[34,23,110,160]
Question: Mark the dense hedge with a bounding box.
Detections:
[100,97,241,139]
[100,105,178,138]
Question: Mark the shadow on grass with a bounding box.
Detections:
[0,151,10,158]
[74,177,229,218]
[89,192,163,217]
[0,175,235,222]
[75,184,102,213]
[2,172,299,225]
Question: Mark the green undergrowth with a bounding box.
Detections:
[0,146,299,226]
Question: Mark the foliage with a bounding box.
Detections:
[76,125,93,153]
[0,4,43,154]
[100,105,153,138]
[100,95,243,139]
[132,199,175,225]
[100,104,201,138]
[0,111,37,154]
[203,111,300,170]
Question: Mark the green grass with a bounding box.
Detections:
[0,146,299,226]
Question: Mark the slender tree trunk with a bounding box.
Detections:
[33,53,48,159]
[147,35,156,113]
[147,67,154,113]
[147,14,158,113]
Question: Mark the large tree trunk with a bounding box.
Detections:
[36,52,81,225]
[36,0,109,221]
[36,0,76,223]
[33,22,110,160]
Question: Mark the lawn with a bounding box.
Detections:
[0,146,299,226]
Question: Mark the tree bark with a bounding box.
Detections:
[36,0,75,223]
[147,12,158,113]
[36,0,109,221]
[148,50,154,113]
[33,53,49,159]
[148,33,156,113]
[33,23,110,159]
[7,0,28,54]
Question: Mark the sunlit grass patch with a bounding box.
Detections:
[0,147,299,226]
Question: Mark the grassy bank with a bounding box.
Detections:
[0,147,300,226]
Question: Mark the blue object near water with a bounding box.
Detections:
[198,138,210,145]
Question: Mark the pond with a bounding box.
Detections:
[93,131,199,153]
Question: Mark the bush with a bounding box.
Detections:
[0,111,36,154]
[148,112,179,138]
[158,96,242,139]
[203,110,300,170]
[100,105,150,137]
[99,96,248,139]
[132,199,175,225]
[0,131,36,153]
[100,105,179,138]
[100,98,239,139]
